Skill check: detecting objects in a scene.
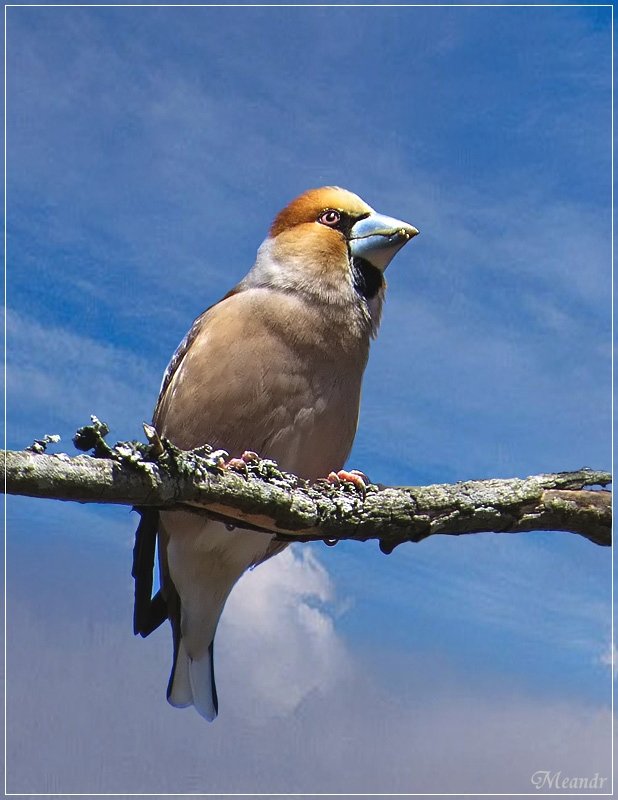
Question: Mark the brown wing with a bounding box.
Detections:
[153,287,239,429]
[134,290,240,638]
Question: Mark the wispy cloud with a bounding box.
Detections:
[6,308,158,446]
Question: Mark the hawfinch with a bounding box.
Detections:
[133,187,418,720]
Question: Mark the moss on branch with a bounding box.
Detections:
[2,419,611,550]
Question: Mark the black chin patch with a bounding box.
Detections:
[351,257,384,300]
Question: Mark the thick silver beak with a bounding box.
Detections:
[349,212,419,271]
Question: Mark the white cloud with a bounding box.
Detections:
[220,546,349,718]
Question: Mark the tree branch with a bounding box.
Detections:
[2,421,612,551]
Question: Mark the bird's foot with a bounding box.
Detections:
[225,457,249,475]
[224,451,261,475]
[327,469,370,494]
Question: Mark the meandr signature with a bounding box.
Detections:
[531,770,608,791]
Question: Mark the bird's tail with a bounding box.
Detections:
[168,633,219,721]
[164,584,228,722]
[159,513,275,721]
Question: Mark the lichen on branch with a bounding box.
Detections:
[2,418,612,550]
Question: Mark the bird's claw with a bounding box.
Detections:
[225,457,249,475]
[328,469,369,493]
[224,451,261,475]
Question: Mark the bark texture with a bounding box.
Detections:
[2,420,611,551]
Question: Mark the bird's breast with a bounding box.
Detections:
[158,287,369,481]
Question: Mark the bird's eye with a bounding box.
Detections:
[318,209,341,227]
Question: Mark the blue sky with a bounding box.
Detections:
[5,4,613,794]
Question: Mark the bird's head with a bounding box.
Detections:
[247,187,418,333]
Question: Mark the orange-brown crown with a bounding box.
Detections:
[270,187,373,238]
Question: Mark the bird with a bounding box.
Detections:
[132,186,418,720]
